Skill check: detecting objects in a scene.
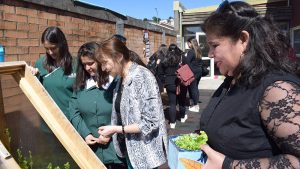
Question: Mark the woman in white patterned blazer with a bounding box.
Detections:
[97,38,168,169]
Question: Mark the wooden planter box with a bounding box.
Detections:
[168,135,206,169]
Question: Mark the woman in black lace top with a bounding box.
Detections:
[199,1,300,169]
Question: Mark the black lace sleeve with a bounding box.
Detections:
[224,81,300,168]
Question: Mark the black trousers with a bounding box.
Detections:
[165,84,187,123]
[188,77,201,105]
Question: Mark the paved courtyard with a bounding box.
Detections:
[160,78,223,169]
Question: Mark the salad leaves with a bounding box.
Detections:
[174,131,208,150]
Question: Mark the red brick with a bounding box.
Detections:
[61,29,72,35]
[57,15,71,22]
[28,17,47,25]
[85,31,97,37]
[29,46,45,54]
[72,30,84,36]
[0,38,17,46]
[28,24,38,32]
[2,21,17,30]
[16,7,37,17]
[17,23,30,31]
[3,13,27,23]
[79,36,86,42]
[5,47,28,55]
[18,54,39,63]
[78,23,89,31]
[0,31,3,37]
[38,25,48,32]
[71,17,84,24]
[48,20,65,27]
[4,55,19,62]
[28,32,41,39]
[17,39,39,47]
[5,31,28,38]
[69,40,81,47]
[38,11,56,20]
[64,22,79,30]
[3,5,15,14]
[66,35,79,41]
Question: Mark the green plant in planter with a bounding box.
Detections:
[6,128,71,169]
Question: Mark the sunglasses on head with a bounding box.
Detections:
[216,0,236,14]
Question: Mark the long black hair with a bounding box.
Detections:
[161,43,182,67]
[74,41,109,90]
[203,1,293,87]
[41,26,73,75]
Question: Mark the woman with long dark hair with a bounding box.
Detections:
[185,37,204,112]
[199,1,300,168]
[69,42,126,169]
[28,26,78,167]
[31,26,76,120]
[158,43,188,128]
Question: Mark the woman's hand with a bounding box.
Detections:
[200,144,226,169]
[27,66,39,75]
[98,125,117,137]
[98,135,111,145]
[85,134,99,145]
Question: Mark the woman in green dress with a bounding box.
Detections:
[31,26,76,119]
[69,42,126,169]
[29,26,78,167]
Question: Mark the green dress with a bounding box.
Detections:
[68,78,123,164]
[34,56,79,168]
[35,56,76,119]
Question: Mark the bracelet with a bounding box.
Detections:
[122,125,125,134]
[222,156,233,169]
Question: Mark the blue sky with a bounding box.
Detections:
[81,0,224,20]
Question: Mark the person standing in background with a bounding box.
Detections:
[184,37,203,112]
[69,42,126,169]
[158,44,187,129]
[148,44,168,92]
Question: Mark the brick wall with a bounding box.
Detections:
[0,0,176,114]
[0,1,175,64]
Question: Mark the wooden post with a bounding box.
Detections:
[0,61,106,169]
[0,75,10,151]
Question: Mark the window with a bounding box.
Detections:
[183,25,202,36]
[292,26,300,57]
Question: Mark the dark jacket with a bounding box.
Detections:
[183,49,203,79]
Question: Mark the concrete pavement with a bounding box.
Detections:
[159,77,224,169]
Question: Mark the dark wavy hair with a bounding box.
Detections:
[74,42,108,90]
[41,26,73,75]
[203,1,293,87]
[161,43,182,67]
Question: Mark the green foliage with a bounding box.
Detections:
[17,149,33,169]
[5,128,11,144]
[46,162,70,169]
[64,162,70,169]
[152,16,161,23]
[174,131,208,150]
[4,128,11,152]
[7,128,71,169]
[47,163,53,169]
